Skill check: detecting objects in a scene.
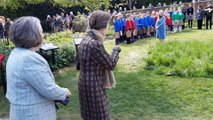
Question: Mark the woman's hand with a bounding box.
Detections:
[113,46,121,53]
[66,89,72,97]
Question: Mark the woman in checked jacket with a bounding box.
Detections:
[78,10,121,120]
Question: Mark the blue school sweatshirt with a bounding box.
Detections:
[114,19,123,32]
[133,18,139,29]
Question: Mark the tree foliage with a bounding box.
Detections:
[110,0,192,10]
[78,0,110,12]
[53,0,79,7]
[0,0,22,9]
[0,0,110,11]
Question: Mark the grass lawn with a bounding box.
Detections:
[0,29,213,120]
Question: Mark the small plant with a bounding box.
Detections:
[43,31,76,70]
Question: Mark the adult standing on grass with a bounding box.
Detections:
[196,6,204,30]
[6,16,72,120]
[187,3,194,29]
[156,10,166,42]
[78,10,121,120]
[4,18,12,40]
[204,2,212,30]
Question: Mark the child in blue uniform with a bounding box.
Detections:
[146,12,152,37]
[121,15,126,42]
[133,13,139,40]
[138,13,144,38]
[150,11,156,36]
[142,13,148,38]
[113,13,123,45]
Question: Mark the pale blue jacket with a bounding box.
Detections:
[6,48,68,120]
[156,16,166,39]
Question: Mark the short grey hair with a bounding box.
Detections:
[159,10,164,16]
[9,16,43,48]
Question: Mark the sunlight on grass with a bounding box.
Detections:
[0,29,213,120]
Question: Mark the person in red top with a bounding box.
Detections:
[126,13,136,44]
[165,11,172,33]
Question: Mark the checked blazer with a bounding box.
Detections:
[78,29,120,120]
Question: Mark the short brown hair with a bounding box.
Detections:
[89,10,111,30]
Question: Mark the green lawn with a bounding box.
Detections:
[0,29,213,120]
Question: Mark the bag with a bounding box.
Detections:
[133,29,138,36]
[55,97,69,110]
[126,30,132,38]
[115,32,120,39]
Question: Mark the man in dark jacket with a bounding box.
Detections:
[187,3,194,29]
[196,6,204,29]
[204,2,213,30]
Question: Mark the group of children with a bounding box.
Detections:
[167,8,185,33]
[113,11,156,45]
[113,7,185,45]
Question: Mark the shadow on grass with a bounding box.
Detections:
[108,68,186,119]
[0,65,212,120]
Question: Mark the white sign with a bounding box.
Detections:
[41,42,59,50]
[74,37,83,45]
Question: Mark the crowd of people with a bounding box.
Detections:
[45,12,76,33]
[0,17,13,40]
[113,2,212,44]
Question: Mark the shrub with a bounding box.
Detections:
[107,25,115,38]
[73,15,88,33]
[0,44,14,67]
[43,31,76,70]
[0,31,76,73]
[0,44,13,85]
[145,41,213,78]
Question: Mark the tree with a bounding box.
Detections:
[53,0,79,7]
[79,0,110,12]
[0,0,23,9]
[0,0,79,9]
[126,0,137,10]
[0,0,110,13]
[109,0,136,10]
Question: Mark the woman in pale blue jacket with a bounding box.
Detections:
[156,10,166,42]
[6,16,72,120]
